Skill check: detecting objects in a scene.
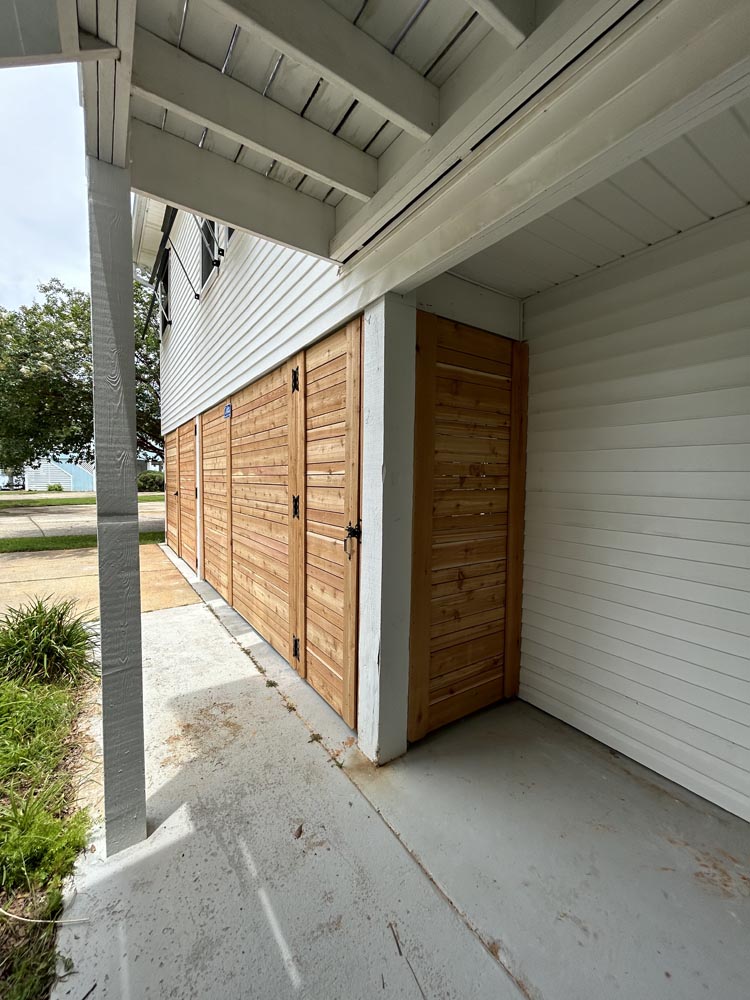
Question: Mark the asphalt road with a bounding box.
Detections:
[0,501,165,538]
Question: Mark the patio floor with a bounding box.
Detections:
[54,578,749,1000]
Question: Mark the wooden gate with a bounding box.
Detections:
[165,429,179,553]
[177,419,197,570]
[200,401,231,601]
[231,363,292,660]
[408,312,528,740]
[296,320,361,728]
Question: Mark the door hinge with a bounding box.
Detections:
[293,635,300,660]
[292,494,300,519]
[291,366,300,392]
[194,424,197,435]
[195,486,198,499]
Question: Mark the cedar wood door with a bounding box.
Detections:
[194,320,363,727]
[408,312,528,740]
[177,419,198,570]
[200,401,232,601]
[165,430,179,553]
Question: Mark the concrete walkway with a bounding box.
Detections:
[0,545,197,616]
[54,604,522,1000]
[0,501,164,538]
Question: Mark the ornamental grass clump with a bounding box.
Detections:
[0,597,96,685]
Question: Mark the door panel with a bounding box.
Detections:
[231,364,291,660]
[165,430,179,553]
[178,419,197,570]
[409,312,528,740]
[300,320,361,728]
[201,401,231,600]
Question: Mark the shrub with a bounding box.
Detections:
[46,483,63,492]
[0,598,96,686]
[137,470,164,492]
[0,682,76,791]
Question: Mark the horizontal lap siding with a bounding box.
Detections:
[161,215,340,433]
[521,210,750,821]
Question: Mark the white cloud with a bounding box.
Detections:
[0,63,89,309]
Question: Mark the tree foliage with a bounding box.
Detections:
[0,277,162,468]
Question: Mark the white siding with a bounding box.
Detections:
[25,462,74,491]
[162,212,520,432]
[521,208,750,821]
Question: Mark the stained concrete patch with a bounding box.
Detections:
[53,604,523,1000]
[0,545,199,616]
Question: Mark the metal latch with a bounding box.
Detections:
[291,366,300,392]
[292,636,300,660]
[343,519,362,560]
[292,494,300,519]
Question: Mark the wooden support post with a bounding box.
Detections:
[87,156,147,855]
[357,295,416,764]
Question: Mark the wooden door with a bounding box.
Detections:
[408,313,528,740]
[177,419,197,570]
[294,320,361,728]
[200,400,232,601]
[231,364,291,660]
[165,429,180,553]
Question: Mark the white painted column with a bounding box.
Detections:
[357,294,416,764]
[87,157,147,854]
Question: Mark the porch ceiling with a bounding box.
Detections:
[72,0,750,286]
[452,98,750,299]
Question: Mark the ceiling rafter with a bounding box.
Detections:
[131,27,377,202]
[467,1,532,48]
[200,0,439,140]
[129,119,335,259]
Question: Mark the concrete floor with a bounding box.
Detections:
[344,704,750,1000]
[53,604,522,1000]
[0,545,198,616]
[54,553,750,1000]
[0,501,164,538]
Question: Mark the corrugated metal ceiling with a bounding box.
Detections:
[452,98,750,299]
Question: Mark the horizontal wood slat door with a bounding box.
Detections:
[178,419,197,570]
[409,312,528,740]
[201,400,231,600]
[165,430,179,553]
[301,320,361,728]
[231,364,291,660]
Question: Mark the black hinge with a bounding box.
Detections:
[195,486,198,498]
[292,636,300,660]
[292,494,300,519]
[194,424,197,435]
[291,366,300,392]
[346,519,362,542]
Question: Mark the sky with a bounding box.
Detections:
[0,63,89,309]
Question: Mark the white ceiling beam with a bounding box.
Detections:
[0,30,118,66]
[467,1,533,48]
[201,0,439,141]
[331,0,646,261]
[129,119,335,259]
[340,0,750,294]
[131,28,377,202]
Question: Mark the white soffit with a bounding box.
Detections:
[451,99,750,299]
[132,197,167,271]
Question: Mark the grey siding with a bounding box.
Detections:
[520,208,750,821]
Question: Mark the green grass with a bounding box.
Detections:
[0,494,163,510]
[0,530,165,554]
[0,599,93,997]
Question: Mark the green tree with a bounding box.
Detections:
[0,277,162,468]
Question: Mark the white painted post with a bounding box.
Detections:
[87,156,147,854]
[357,294,416,764]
